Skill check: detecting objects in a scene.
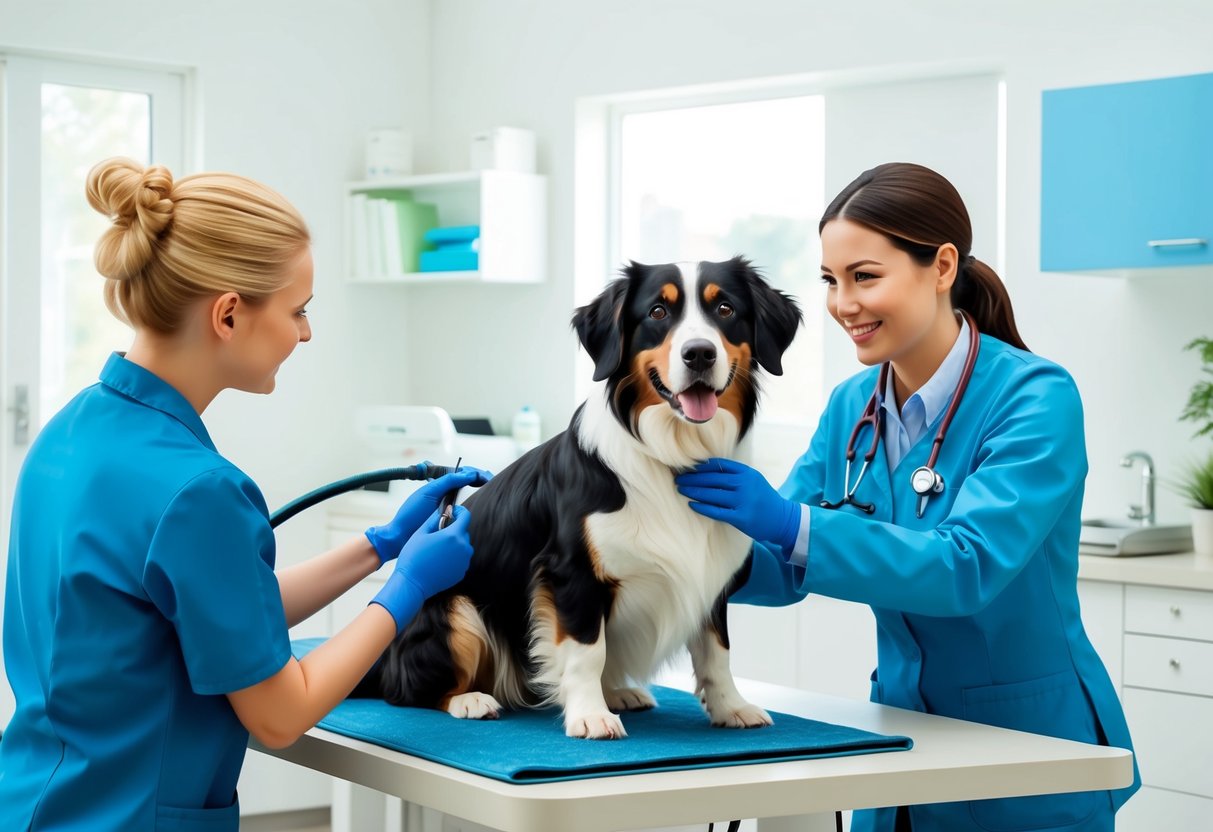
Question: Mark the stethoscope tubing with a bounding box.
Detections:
[820,311,980,517]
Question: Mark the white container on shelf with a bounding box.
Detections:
[470,127,536,173]
[511,405,542,454]
[366,128,413,179]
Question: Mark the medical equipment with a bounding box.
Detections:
[269,462,461,529]
[438,457,464,529]
[269,405,518,529]
[820,311,981,519]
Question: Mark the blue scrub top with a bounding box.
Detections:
[735,335,1140,832]
[0,353,291,831]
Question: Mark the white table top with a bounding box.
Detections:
[254,676,1133,832]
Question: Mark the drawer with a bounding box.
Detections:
[1125,584,1213,642]
[1115,785,1213,831]
[1123,687,1213,797]
[1124,634,1213,696]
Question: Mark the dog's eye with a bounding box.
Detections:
[649,305,668,321]
[717,302,734,319]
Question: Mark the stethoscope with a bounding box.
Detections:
[820,311,981,519]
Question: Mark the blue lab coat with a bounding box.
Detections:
[735,335,1139,832]
[0,353,291,831]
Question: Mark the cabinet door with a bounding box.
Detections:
[1123,687,1213,798]
[1041,72,1213,271]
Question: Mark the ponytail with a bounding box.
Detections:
[954,256,1028,351]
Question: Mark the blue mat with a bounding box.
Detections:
[294,638,911,784]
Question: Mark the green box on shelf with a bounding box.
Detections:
[370,190,439,273]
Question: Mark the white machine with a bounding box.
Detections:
[353,405,521,501]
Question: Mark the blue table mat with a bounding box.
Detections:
[294,638,912,784]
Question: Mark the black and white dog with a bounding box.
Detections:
[355,257,801,738]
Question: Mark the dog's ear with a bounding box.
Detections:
[572,275,630,382]
[735,257,802,376]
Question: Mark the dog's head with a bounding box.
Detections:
[573,257,801,443]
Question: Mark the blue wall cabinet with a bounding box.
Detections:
[1042,72,1213,272]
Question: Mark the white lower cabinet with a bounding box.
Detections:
[1123,688,1213,798]
[1078,578,1213,830]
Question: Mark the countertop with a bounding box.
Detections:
[1079,550,1213,591]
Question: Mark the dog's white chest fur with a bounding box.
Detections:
[577,393,751,683]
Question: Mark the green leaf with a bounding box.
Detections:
[1176,454,1213,510]
[1181,337,1213,438]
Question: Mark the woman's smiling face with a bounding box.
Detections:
[820,218,950,368]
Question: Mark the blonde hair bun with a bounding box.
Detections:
[87,157,175,280]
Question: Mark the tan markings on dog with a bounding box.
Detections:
[437,596,493,709]
[582,519,616,583]
[613,335,675,423]
[709,623,729,651]
[703,283,722,304]
[717,342,754,424]
[661,282,679,304]
[531,583,565,644]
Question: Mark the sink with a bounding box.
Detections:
[1079,519,1193,556]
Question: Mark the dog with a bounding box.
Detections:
[355,257,802,738]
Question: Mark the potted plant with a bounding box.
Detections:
[1179,336,1213,557]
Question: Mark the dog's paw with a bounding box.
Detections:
[446,692,501,720]
[707,701,773,729]
[565,711,628,739]
[606,686,656,712]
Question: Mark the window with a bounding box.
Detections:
[1,54,185,429]
[612,95,827,476]
[40,83,154,422]
[599,74,1002,478]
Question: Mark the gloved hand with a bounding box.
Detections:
[365,465,492,566]
[675,458,801,552]
[371,505,474,633]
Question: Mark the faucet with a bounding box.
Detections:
[1120,451,1155,527]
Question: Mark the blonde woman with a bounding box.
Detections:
[0,158,488,830]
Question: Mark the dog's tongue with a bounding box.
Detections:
[677,385,718,422]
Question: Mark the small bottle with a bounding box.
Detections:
[511,405,542,454]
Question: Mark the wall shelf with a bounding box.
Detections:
[344,170,546,285]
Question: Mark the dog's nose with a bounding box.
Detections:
[681,339,717,372]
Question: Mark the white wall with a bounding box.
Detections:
[4,0,1211,553]
[0,0,433,566]
[416,0,1213,524]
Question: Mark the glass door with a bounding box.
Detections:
[0,53,185,724]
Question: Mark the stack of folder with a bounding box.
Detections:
[420,225,480,272]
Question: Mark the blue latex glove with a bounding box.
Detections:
[371,505,474,633]
[675,457,801,552]
[365,465,492,566]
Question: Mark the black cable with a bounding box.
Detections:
[837,810,844,832]
[268,464,456,529]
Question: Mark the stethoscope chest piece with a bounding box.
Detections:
[910,465,945,518]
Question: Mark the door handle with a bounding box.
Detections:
[1147,238,1208,248]
[7,384,30,446]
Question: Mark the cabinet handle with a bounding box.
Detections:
[1170,605,1182,616]
[1147,238,1208,248]
[1169,658,1181,670]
